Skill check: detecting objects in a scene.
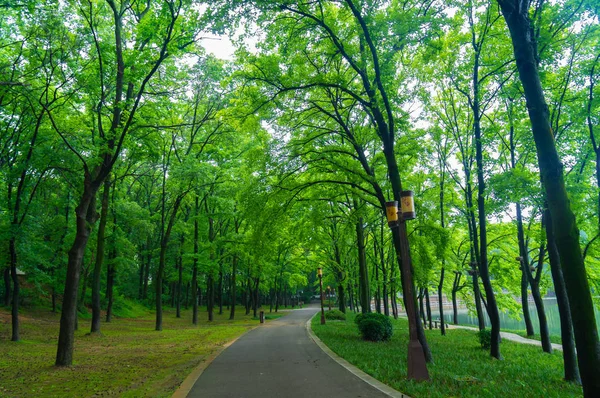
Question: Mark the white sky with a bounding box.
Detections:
[202,36,237,60]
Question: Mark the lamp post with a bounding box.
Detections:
[327,286,332,310]
[385,193,430,381]
[318,268,325,324]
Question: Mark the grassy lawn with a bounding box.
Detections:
[0,305,281,397]
[502,328,563,345]
[312,312,582,398]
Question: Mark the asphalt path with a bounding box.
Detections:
[187,305,388,398]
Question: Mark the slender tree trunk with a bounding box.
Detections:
[438,267,446,335]
[452,277,459,325]
[516,203,535,337]
[528,266,552,353]
[207,275,214,321]
[56,180,98,366]
[499,4,600,393]
[192,197,199,325]
[185,282,190,310]
[105,250,115,323]
[229,255,237,320]
[218,269,223,315]
[253,277,260,318]
[375,253,381,314]
[142,241,151,300]
[176,255,182,318]
[91,179,110,334]
[9,238,19,341]
[245,277,251,315]
[546,209,580,382]
[474,89,502,359]
[356,215,370,313]
[4,267,11,307]
[155,196,183,331]
[425,287,432,330]
[419,288,425,322]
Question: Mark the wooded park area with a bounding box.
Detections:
[1,0,599,397]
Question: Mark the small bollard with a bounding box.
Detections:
[259,310,265,324]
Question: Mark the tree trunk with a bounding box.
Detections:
[3,267,11,307]
[176,254,182,318]
[546,209,580,383]
[142,241,151,300]
[192,197,199,325]
[185,282,189,310]
[229,255,237,320]
[245,277,251,315]
[419,288,425,322]
[155,196,183,331]
[452,283,458,325]
[91,179,110,334]
[9,238,19,341]
[56,179,98,366]
[207,275,214,321]
[438,267,446,335]
[218,269,223,315]
[474,79,502,359]
[356,215,370,314]
[253,277,260,318]
[105,250,115,323]
[498,3,599,392]
[425,287,432,330]
[516,203,535,337]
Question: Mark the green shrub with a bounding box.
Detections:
[356,313,393,342]
[477,329,492,349]
[354,313,364,325]
[325,309,346,320]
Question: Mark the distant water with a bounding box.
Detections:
[438,297,600,336]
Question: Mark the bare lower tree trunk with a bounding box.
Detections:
[3,267,10,307]
[9,239,19,341]
[546,209,580,383]
[438,267,446,335]
[105,250,115,323]
[91,179,110,334]
[56,181,98,366]
[356,214,370,314]
[229,255,237,320]
[192,197,199,325]
[207,275,214,321]
[425,287,432,330]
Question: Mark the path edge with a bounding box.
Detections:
[305,315,411,398]
[171,325,257,398]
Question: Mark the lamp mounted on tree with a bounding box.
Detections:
[385,193,430,381]
[318,267,325,325]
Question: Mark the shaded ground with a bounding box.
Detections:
[0,305,261,397]
[189,305,388,398]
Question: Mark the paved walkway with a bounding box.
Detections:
[447,324,563,351]
[187,306,388,398]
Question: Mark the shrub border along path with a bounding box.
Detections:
[306,314,411,398]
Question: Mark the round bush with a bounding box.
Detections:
[356,313,393,342]
[354,313,364,325]
[325,309,346,320]
[477,329,492,349]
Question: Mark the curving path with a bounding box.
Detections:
[187,305,388,398]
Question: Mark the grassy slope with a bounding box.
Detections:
[312,312,582,398]
[0,305,276,397]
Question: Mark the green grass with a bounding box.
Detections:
[312,312,582,398]
[0,305,282,397]
[501,328,562,345]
